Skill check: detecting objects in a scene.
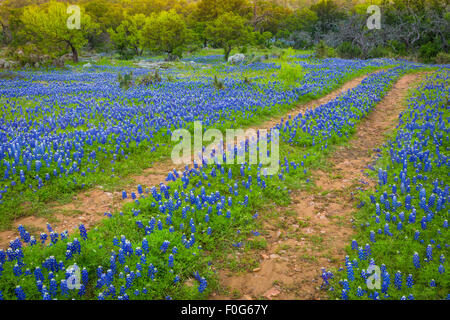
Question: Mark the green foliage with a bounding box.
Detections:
[314,40,335,59]
[213,75,225,90]
[146,10,192,59]
[117,71,133,90]
[277,62,305,87]
[109,14,147,57]
[387,40,407,56]
[433,52,450,65]
[337,41,362,59]
[206,12,252,61]
[418,41,441,63]
[20,1,99,62]
[368,46,392,59]
[135,70,162,86]
[254,31,273,49]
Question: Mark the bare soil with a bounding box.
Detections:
[211,72,427,300]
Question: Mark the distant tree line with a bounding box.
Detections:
[0,0,448,64]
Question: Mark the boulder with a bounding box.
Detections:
[61,53,73,62]
[51,57,65,68]
[82,62,92,68]
[228,53,245,65]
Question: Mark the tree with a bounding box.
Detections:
[84,0,124,31]
[20,1,98,62]
[206,12,252,61]
[145,10,192,60]
[310,0,346,38]
[108,14,147,57]
[192,0,251,47]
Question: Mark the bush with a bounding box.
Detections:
[213,75,225,90]
[314,40,335,59]
[387,40,407,56]
[254,31,273,49]
[278,62,305,86]
[280,47,296,61]
[418,41,441,63]
[117,71,133,90]
[337,41,362,59]
[135,71,162,86]
[368,46,392,59]
[117,46,135,60]
[433,51,450,64]
[288,31,313,50]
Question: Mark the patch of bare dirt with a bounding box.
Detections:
[211,72,428,300]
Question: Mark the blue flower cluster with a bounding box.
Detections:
[0,57,432,300]
[0,58,389,208]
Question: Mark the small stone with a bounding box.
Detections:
[252,268,261,272]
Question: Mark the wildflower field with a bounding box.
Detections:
[0,49,448,301]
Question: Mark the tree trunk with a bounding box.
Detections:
[68,43,79,63]
[224,46,232,62]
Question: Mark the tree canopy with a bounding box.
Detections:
[20,1,98,62]
[0,0,447,64]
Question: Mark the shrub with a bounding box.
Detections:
[418,41,441,63]
[289,31,313,50]
[278,62,304,86]
[314,41,335,59]
[337,41,362,59]
[280,47,297,61]
[368,46,392,59]
[213,75,225,90]
[387,40,407,56]
[135,71,162,86]
[433,51,450,65]
[117,71,133,90]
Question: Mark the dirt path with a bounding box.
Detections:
[211,72,428,300]
[0,73,377,248]
[254,74,377,131]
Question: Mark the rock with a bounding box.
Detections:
[228,53,245,65]
[252,268,261,272]
[263,287,280,300]
[82,63,92,68]
[269,254,280,259]
[51,58,65,68]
